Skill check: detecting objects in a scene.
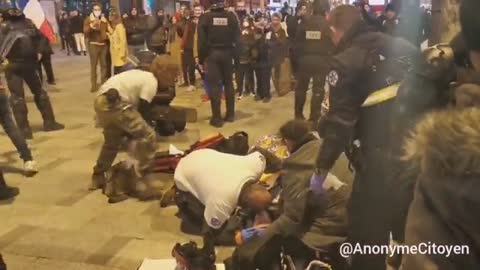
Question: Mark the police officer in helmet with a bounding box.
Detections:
[0,8,64,139]
[197,0,241,127]
[310,5,417,270]
[294,0,333,121]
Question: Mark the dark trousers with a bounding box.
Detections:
[0,92,32,161]
[236,63,254,95]
[254,65,271,99]
[182,49,196,86]
[88,43,108,91]
[349,147,391,270]
[5,63,55,131]
[271,63,281,93]
[295,58,328,121]
[106,48,112,79]
[38,54,55,84]
[206,49,235,120]
[289,46,299,78]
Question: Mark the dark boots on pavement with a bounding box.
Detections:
[34,94,65,132]
[10,97,33,139]
[0,170,19,201]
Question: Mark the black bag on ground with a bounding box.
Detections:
[214,131,249,155]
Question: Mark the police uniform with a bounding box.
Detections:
[0,9,64,139]
[197,0,241,127]
[315,22,417,270]
[294,12,333,121]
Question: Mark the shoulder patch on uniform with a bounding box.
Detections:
[210,218,221,227]
[327,70,339,87]
[213,18,228,26]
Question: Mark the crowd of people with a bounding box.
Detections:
[1,0,480,269]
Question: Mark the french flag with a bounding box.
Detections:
[23,0,55,42]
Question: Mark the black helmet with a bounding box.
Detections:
[211,0,225,10]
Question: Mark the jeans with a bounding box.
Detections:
[254,65,271,99]
[182,49,196,86]
[0,92,33,161]
[236,63,254,95]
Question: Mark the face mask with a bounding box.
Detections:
[93,11,101,17]
[243,22,249,27]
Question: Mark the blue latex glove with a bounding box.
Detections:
[241,227,266,242]
[310,173,327,195]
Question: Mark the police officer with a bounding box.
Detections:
[294,0,333,121]
[309,5,417,270]
[0,8,64,139]
[197,0,241,127]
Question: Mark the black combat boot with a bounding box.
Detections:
[209,95,224,128]
[10,97,33,139]
[0,171,19,201]
[34,94,65,132]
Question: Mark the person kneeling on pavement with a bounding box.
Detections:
[229,120,350,270]
[173,148,276,247]
[91,55,179,204]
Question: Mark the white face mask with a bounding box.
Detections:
[243,22,249,27]
[93,11,101,17]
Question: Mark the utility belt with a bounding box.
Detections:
[346,83,401,171]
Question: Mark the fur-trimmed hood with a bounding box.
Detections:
[404,108,480,178]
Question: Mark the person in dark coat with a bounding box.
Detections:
[124,8,148,53]
[251,21,271,103]
[236,16,255,99]
[400,0,480,268]
[147,9,168,55]
[267,13,288,96]
[381,4,399,36]
[286,3,308,78]
[58,12,74,55]
[70,10,86,55]
[230,120,350,270]
[37,33,55,85]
